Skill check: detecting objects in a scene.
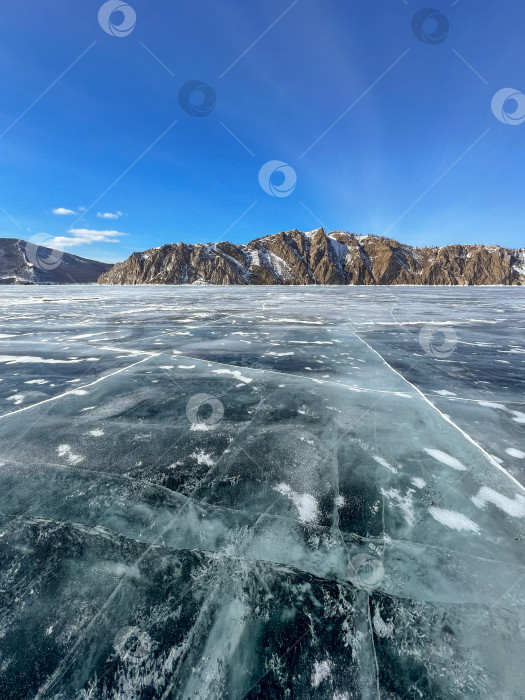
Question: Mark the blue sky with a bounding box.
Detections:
[0,0,524,263]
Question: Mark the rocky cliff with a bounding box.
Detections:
[98,229,525,286]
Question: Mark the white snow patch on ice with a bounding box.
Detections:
[478,401,506,410]
[428,507,480,533]
[212,368,253,384]
[424,448,467,471]
[267,318,322,325]
[289,340,333,345]
[189,422,214,432]
[7,394,25,405]
[506,447,525,459]
[374,456,398,473]
[510,410,525,424]
[0,355,83,364]
[471,486,525,518]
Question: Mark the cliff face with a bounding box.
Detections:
[0,238,112,285]
[98,229,525,286]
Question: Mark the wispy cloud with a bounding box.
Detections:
[47,228,127,248]
[52,207,76,216]
[97,211,122,220]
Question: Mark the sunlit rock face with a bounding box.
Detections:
[98,228,525,286]
[0,285,524,698]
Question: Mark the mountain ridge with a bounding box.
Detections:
[0,238,112,285]
[98,229,525,286]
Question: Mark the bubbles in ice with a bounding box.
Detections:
[57,444,84,465]
[373,608,394,638]
[191,451,214,466]
[274,483,320,524]
[311,659,332,687]
[88,429,104,437]
[381,487,416,526]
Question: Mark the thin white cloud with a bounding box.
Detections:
[47,229,127,248]
[52,208,76,216]
[97,211,122,220]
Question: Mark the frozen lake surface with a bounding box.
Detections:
[0,285,524,699]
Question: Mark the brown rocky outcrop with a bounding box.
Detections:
[98,229,525,286]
